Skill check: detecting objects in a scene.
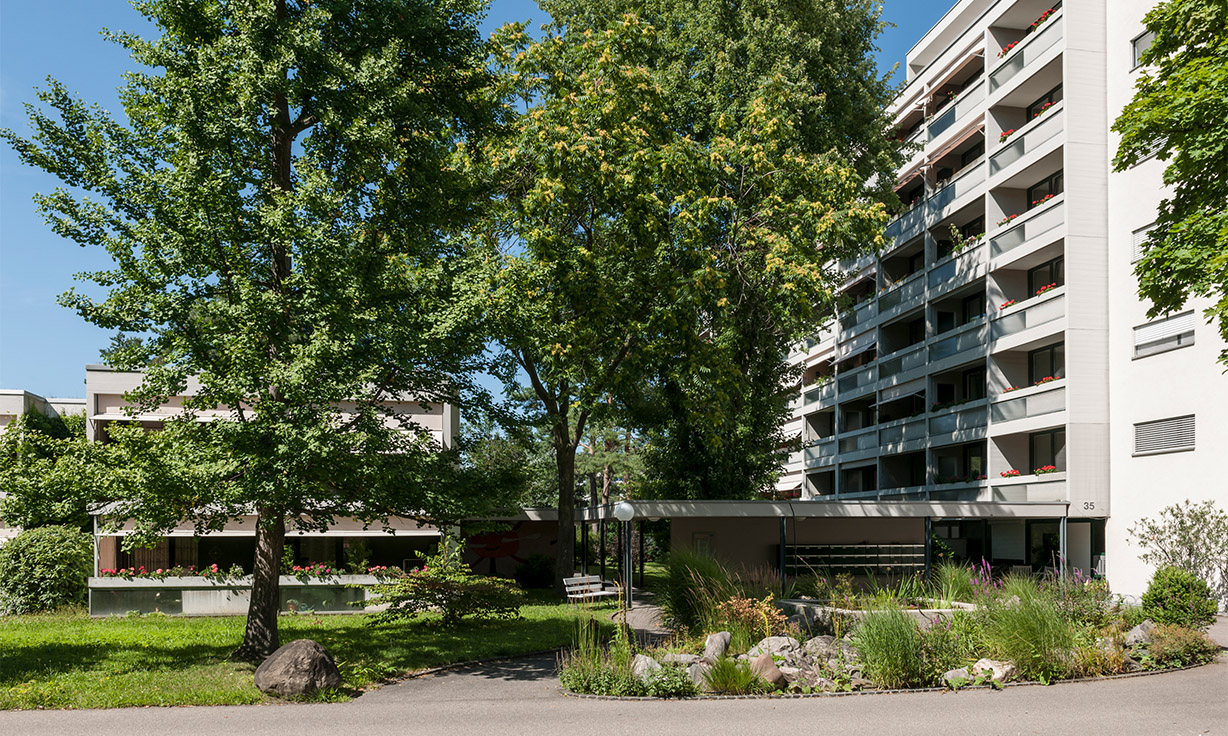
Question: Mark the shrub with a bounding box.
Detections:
[513,553,554,589]
[1049,571,1113,629]
[661,549,778,633]
[853,607,928,689]
[558,617,643,696]
[1147,624,1219,669]
[979,594,1075,682]
[1128,499,1228,609]
[0,525,92,613]
[707,595,790,653]
[645,664,697,698]
[920,613,981,683]
[702,656,771,695]
[1141,566,1218,630]
[366,540,524,625]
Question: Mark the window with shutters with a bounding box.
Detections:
[1133,311,1195,358]
[1132,223,1156,263]
[1132,29,1156,69]
[1134,415,1195,455]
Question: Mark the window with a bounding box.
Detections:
[1134,415,1195,455]
[1029,428,1066,471]
[1027,171,1064,208]
[962,293,984,324]
[1028,256,1065,294]
[1134,311,1195,357]
[960,140,985,167]
[1026,85,1064,119]
[1028,342,1065,384]
[1132,223,1156,262]
[963,367,986,401]
[1132,29,1156,69]
[908,250,925,274]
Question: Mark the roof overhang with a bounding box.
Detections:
[579,499,1070,522]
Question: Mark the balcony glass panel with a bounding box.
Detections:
[990,14,1064,92]
[879,417,926,445]
[990,109,1064,174]
[839,299,877,331]
[879,273,925,313]
[929,405,988,435]
[838,428,879,453]
[990,199,1064,258]
[992,293,1064,339]
[837,364,876,394]
[992,478,1066,502]
[929,324,986,362]
[878,343,927,380]
[991,386,1065,422]
[886,204,927,246]
[805,439,837,465]
[929,78,986,141]
[802,380,836,407]
[930,159,986,212]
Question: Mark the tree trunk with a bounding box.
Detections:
[234,508,285,661]
[554,437,577,597]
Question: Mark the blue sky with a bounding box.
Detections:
[0,0,952,398]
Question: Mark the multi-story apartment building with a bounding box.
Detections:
[775,0,1227,597]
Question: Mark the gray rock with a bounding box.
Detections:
[1004,595,1022,607]
[631,654,661,683]
[687,662,713,691]
[1126,620,1158,647]
[803,634,838,660]
[254,639,342,697]
[659,652,700,666]
[778,665,802,684]
[849,676,874,690]
[750,652,787,689]
[1124,655,1143,672]
[746,636,802,659]
[942,666,970,688]
[971,658,1017,683]
[703,631,732,660]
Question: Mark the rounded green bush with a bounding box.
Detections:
[0,525,93,613]
[1141,566,1218,630]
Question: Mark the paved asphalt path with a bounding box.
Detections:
[3,618,1226,736]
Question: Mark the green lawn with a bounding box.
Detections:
[0,594,615,709]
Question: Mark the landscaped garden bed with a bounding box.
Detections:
[558,552,1222,698]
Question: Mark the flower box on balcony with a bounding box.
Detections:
[997,213,1020,227]
[1034,282,1058,297]
[1034,465,1059,475]
[1000,469,1021,478]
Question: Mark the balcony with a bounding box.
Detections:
[877,342,927,383]
[989,10,1064,93]
[838,299,877,338]
[878,416,927,447]
[928,78,986,142]
[885,203,927,247]
[837,426,879,456]
[989,195,1065,260]
[991,383,1065,424]
[836,363,876,399]
[928,401,988,437]
[878,271,925,316]
[991,289,1065,341]
[929,241,987,295]
[804,438,837,467]
[801,379,836,408]
[929,159,986,217]
[990,105,1064,176]
[991,471,1067,502]
[928,320,987,366]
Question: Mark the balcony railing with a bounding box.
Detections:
[990,196,1065,259]
[836,363,876,394]
[804,438,837,465]
[801,380,836,407]
[839,298,877,332]
[992,291,1065,340]
[928,403,988,435]
[878,271,925,313]
[990,105,1064,175]
[990,11,1064,92]
[928,78,986,141]
[885,202,928,246]
[878,342,927,381]
[929,320,986,363]
[991,472,1067,502]
[837,426,879,454]
[929,241,986,291]
[991,384,1065,423]
[930,158,986,213]
[879,416,927,446]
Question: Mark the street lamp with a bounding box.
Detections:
[612,502,635,608]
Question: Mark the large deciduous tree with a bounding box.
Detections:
[473,14,887,589]
[545,0,901,499]
[3,0,506,659]
[1113,0,1228,366]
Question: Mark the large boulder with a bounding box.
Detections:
[631,654,661,683]
[254,639,342,697]
[942,667,971,688]
[803,635,838,660]
[746,636,801,659]
[703,631,732,661]
[971,658,1017,683]
[750,652,787,689]
[660,652,700,666]
[1125,620,1158,647]
[687,662,713,691]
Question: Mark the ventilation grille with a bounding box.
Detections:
[1135,415,1195,454]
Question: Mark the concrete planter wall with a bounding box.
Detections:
[88,575,381,616]
[778,598,977,628]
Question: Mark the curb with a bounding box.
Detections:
[555,660,1216,701]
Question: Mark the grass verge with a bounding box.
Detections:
[0,593,615,709]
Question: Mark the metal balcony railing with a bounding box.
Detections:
[990,105,1064,175]
[991,384,1065,423]
[989,196,1065,259]
[992,291,1065,340]
[990,11,1064,93]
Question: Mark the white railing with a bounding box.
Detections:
[990,105,1064,174]
[992,291,1065,339]
[990,196,1065,258]
[991,384,1065,423]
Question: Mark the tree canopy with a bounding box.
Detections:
[3,0,512,659]
[1112,0,1228,366]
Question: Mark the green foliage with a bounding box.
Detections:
[1111,0,1228,365]
[707,595,791,655]
[920,613,981,685]
[557,616,644,696]
[1141,566,1218,630]
[978,594,1075,682]
[367,540,525,626]
[932,561,975,604]
[0,525,93,613]
[1050,572,1113,629]
[0,410,90,529]
[1146,624,1220,668]
[852,607,928,689]
[1128,499,1228,608]
[645,663,698,698]
[661,549,780,634]
[513,553,555,590]
[702,656,771,695]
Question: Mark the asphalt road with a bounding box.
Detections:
[3,616,1226,736]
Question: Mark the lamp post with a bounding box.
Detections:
[613,501,635,609]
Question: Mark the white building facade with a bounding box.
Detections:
[777,0,1227,598]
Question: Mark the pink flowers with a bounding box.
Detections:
[997,42,1018,59]
[1000,469,1021,477]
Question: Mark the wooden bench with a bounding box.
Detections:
[563,575,618,603]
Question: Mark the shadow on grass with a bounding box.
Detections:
[0,640,245,685]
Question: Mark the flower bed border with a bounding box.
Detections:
[556,661,1215,701]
